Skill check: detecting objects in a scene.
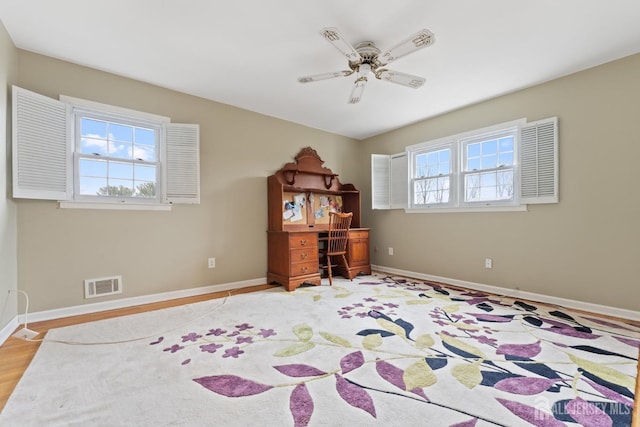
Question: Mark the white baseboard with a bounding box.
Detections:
[0,316,19,347]
[372,265,640,322]
[18,277,268,325]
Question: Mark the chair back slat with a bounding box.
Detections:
[327,212,352,254]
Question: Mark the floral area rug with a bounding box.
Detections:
[0,274,638,426]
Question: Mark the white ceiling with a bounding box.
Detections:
[2,1,640,140]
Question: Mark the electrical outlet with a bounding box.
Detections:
[485,258,493,269]
[208,258,216,269]
[388,247,394,256]
[13,328,39,340]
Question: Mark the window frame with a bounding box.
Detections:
[62,95,171,208]
[407,119,526,212]
[410,141,456,209]
[458,127,519,208]
[72,108,163,204]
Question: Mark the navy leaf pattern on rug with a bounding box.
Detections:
[151,274,639,426]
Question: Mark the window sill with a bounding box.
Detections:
[58,201,172,211]
[405,205,528,214]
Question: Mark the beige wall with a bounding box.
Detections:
[9,47,640,315]
[359,53,640,312]
[15,50,360,312]
[0,21,18,332]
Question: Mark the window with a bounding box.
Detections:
[12,86,200,209]
[461,131,515,205]
[412,145,453,206]
[75,112,160,202]
[372,117,558,212]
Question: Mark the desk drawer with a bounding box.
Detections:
[290,260,318,276]
[291,248,318,263]
[289,233,317,249]
[349,230,368,241]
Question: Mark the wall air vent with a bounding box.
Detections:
[84,276,123,299]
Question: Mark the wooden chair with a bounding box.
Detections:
[319,212,353,286]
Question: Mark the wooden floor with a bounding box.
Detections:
[0,282,638,426]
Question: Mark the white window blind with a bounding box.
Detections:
[520,117,558,204]
[12,86,70,200]
[164,123,200,204]
[390,153,408,209]
[371,154,391,209]
[371,152,407,210]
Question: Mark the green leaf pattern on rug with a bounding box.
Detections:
[376,318,407,338]
[415,334,435,349]
[274,341,316,357]
[319,331,351,347]
[451,360,483,389]
[568,354,635,390]
[362,333,383,350]
[293,323,313,342]
[403,359,437,390]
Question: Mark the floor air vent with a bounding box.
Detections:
[84,276,123,299]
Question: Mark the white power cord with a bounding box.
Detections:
[9,289,40,341]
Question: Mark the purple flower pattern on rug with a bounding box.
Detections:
[152,274,639,426]
[151,321,277,361]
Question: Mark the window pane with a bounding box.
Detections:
[107,179,134,196]
[480,172,495,187]
[482,154,497,169]
[467,143,481,157]
[416,154,428,177]
[135,127,154,145]
[482,139,497,155]
[80,137,108,155]
[439,150,450,163]
[464,170,514,202]
[109,141,132,159]
[109,161,133,180]
[81,118,107,138]
[79,177,107,195]
[79,158,107,177]
[498,152,513,166]
[497,170,514,199]
[467,157,481,171]
[134,181,156,197]
[413,177,449,205]
[135,164,156,181]
[109,123,133,143]
[133,143,155,161]
[499,136,514,151]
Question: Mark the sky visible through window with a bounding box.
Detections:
[78,117,157,197]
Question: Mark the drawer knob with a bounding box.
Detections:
[300,239,307,245]
[300,253,308,259]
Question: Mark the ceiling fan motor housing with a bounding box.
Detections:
[350,41,382,74]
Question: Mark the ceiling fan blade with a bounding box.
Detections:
[379,29,435,65]
[321,27,360,62]
[376,69,426,88]
[298,70,353,83]
[348,77,367,104]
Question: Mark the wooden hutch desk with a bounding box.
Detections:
[267,147,371,291]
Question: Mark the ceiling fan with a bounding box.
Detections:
[298,27,435,104]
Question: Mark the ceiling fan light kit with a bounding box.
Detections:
[299,27,435,104]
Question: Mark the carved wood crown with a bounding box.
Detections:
[277,147,340,189]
